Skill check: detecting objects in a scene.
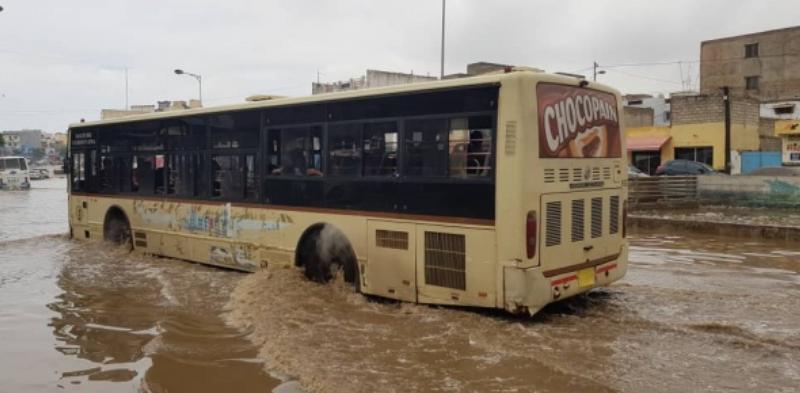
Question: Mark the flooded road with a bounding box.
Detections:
[1,178,799,392]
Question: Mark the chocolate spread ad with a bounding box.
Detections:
[537,83,622,159]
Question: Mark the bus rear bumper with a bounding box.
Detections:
[503,245,628,316]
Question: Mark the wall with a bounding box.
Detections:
[698,175,800,207]
[700,26,800,101]
[623,107,654,127]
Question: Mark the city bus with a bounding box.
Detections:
[0,156,31,190]
[66,67,628,315]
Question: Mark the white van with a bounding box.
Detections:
[0,156,31,190]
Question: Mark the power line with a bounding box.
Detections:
[603,69,685,86]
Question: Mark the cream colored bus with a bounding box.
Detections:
[67,67,627,315]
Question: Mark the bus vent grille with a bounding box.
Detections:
[505,121,517,156]
[591,197,603,238]
[592,167,601,180]
[603,167,611,180]
[546,202,562,246]
[424,232,466,291]
[571,199,585,242]
[610,196,620,234]
[544,169,556,183]
[376,230,409,250]
[559,168,570,183]
[573,168,583,181]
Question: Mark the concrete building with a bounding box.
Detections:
[312,69,437,95]
[101,100,201,120]
[311,62,514,95]
[626,92,761,175]
[623,94,671,126]
[700,26,800,101]
[1,129,43,153]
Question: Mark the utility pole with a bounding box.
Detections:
[593,62,599,81]
[722,86,731,174]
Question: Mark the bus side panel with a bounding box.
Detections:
[364,220,418,303]
[415,225,496,308]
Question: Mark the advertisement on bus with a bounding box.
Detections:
[537,83,622,159]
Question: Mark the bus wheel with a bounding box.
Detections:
[296,223,359,291]
[103,208,132,250]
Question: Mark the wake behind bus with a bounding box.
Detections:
[66,67,628,315]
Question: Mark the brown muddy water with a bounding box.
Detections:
[2,179,799,393]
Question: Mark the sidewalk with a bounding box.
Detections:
[630,206,800,228]
[628,206,800,241]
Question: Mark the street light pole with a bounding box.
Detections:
[174,69,202,107]
[440,0,445,79]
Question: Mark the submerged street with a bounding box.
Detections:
[1,179,799,393]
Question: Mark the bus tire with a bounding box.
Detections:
[103,207,132,250]
[295,223,359,291]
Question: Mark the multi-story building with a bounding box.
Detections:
[700,25,800,101]
[1,129,43,153]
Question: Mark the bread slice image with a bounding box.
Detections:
[568,126,607,158]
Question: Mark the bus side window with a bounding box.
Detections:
[364,122,398,176]
[450,116,493,178]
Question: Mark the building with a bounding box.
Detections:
[101,100,201,120]
[623,94,671,126]
[312,69,437,95]
[311,62,514,95]
[626,92,761,175]
[700,26,800,101]
[774,119,800,165]
[1,129,43,154]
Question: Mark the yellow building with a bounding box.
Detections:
[626,93,761,174]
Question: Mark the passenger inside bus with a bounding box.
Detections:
[467,130,488,176]
[272,147,323,176]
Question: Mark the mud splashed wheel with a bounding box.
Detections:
[103,216,132,250]
[296,223,360,291]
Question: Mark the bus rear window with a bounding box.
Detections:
[537,83,621,159]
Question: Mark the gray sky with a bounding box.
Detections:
[1,0,798,132]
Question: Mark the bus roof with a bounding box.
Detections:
[69,69,621,129]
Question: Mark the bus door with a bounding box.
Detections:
[365,220,417,302]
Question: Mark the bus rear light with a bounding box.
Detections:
[622,200,628,238]
[526,211,537,259]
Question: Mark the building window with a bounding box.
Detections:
[774,106,795,115]
[675,147,713,166]
[745,43,759,58]
[664,111,671,122]
[745,76,759,91]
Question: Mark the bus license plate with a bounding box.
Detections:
[578,268,595,288]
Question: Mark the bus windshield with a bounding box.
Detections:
[0,158,25,170]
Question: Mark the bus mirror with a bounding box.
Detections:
[62,158,70,174]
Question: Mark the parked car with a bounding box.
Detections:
[628,164,649,178]
[655,159,723,176]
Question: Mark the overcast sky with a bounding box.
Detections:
[1,0,798,132]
